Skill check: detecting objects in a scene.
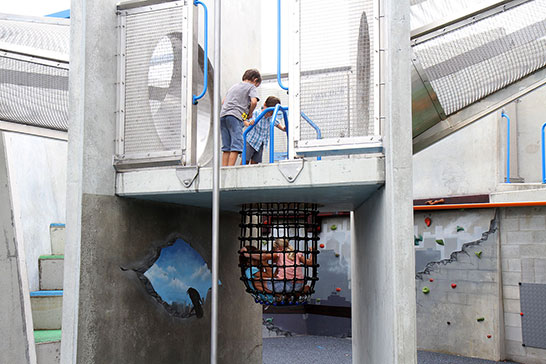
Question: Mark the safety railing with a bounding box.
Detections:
[242,105,322,165]
[542,122,546,184]
[192,0,208,105]
[501,111,510,183]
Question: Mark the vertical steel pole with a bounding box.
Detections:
[211,0,220,362]
[501,111,510,183]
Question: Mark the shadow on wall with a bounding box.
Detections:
[122,238,219,319]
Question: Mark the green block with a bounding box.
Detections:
[39,255,64,260]
[34,329,62,343]
[435,239,445,246]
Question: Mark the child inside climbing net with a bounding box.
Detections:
[241,238,313,294]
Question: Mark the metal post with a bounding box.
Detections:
[542,123,546,184]
[501,111,510,183]
[211,0,220,362]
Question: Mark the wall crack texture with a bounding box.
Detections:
[416,211,498,280]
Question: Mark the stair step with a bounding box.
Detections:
[39,255,64,290]
[35,330,61,364]
[49,223,65,255]
[30,291,63,330]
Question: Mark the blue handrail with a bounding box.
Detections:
[301,111,322,160]
[192,0,208,105]
[277,0,288,91]
[242,106,286,165]
[501,111,510,183]
[269,104,283,163]
[542,123,546,184]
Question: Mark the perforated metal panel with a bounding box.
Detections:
[298,0,376,139]
[117,3,192,166]
[0,16,69,131]
[413,0,546,116]
[520,283,546,349]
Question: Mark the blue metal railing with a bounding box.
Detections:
[192,0,208,105]
[242,106,322,165]
[542,123,546,184]
[277,0,288,91]
[501,111,510,183]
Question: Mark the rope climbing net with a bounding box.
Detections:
[239,202,320,305]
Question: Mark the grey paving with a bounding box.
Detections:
[262,336,520,364]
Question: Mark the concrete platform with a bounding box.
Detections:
[30,291,63,330]
[39,255,64,291]
[35,330,61,364]
[116,155,385,212]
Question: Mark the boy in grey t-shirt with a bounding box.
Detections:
[220,69,261,166]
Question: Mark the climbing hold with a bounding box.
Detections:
[487,335,492,339]
[330,224,337,231]
[336,287,342,292]
[335,253,340,258]
[429,278,434,282]
[456,226,464,232]
[477,317,485,322]
[451,283,457,289]
[262,240,268,246]
[265,318,273,323]
[475,251,482,259]
[424,217,432,227]
[447,321,451,325]
[316,298,321,303]
[422,287,430,294]
[320,243,325,248]
[414,235,423,246]
[435,239,445,246]
[520,312,524,316]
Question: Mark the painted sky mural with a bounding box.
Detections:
[144,238,212,307]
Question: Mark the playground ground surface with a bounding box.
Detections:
[263,336,519,364]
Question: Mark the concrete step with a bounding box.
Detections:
[30,291,63,330]
[35,330,61,364]
[39,255,64,290]
[49,223,65,255]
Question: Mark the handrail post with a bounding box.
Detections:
[277,0,288,91]
[270,105,282,163]
[300,111,322,160]
[281,109,289,158]
[542,123,546,184]
[192,0,208,104]
[501,111,510,183]
[242,107,276,165]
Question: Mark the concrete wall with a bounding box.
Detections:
[75,195,260,363]
[413,113,499,199]
[62,0,263,363]
[414,209,502,361]
[4,132,67,292]
[499,206,546,364]
[0,132,36,364]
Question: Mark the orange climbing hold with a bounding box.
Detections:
[335,287,341,292]
[429,278,434,282]
[451,283,457,289]
[320,243,325,248]
[424,217,432,227]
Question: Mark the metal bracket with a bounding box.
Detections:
[176,166,199,188]
[278,159,304,183]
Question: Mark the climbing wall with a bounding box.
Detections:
[414,208,502,361]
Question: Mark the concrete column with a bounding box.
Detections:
[351,0,416,362]
[0,132,37,364]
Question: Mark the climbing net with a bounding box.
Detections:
[239,203,320,305]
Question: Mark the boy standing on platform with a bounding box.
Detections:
[245,96,286,165]
[220,69,261,166]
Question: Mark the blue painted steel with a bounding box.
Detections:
[270,105,282,163]
[301,111,322,160]
[542,123,546,184]
[277,0,288,91]
[501,111,510,183]
[281,109,289,158]
[30,290,63,297]
[49,223,66,227]
[45,9,70,18]
[193,0,208,104]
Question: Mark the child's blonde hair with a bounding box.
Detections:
[273,238,295,260]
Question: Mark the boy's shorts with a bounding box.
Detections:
[265,280,303,293]
[245,143,263,163]
[220,115,243,152]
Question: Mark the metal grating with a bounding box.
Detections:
[0,56,68,130]
[123,6,185,155]
[413,0,546,116]
[299,0,375,140]
[0,17,69,54]
[520,283,546,349]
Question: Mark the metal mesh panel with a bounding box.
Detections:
[413,0,546,116]
[410,0,492,30]
[0,18,69,54]
[299,0,375,140]
[520,283,546,349]
[123,7,185,155]
[0,56,68,130]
